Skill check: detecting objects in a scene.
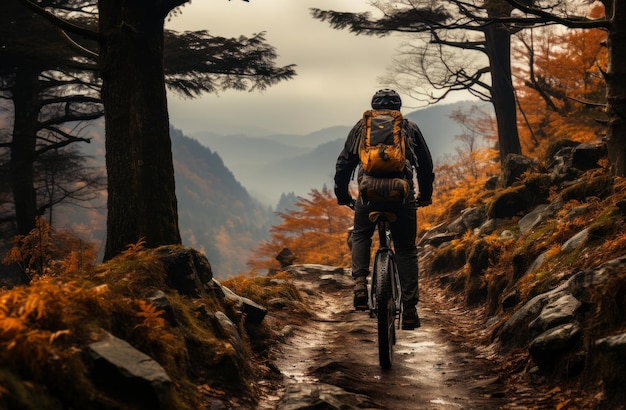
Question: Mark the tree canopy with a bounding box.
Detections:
[3,0,296,262]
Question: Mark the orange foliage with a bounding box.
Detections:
[247,187,353,270]
[418,107,500,231]
[3,217,98,280]
[513,21,607,158]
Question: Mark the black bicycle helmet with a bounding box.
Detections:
[371,89,402,110]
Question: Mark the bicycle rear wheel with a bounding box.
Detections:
[374,251,395,369]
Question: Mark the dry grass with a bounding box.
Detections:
[0,231,307,408]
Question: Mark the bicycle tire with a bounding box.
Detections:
[375,250,395,369]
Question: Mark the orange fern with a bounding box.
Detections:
[122,238,147,256]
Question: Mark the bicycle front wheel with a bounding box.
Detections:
[374,250,395,369]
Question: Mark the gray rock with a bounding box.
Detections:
[431,232,461,247]
[595,332,626,360]
[500,287,567,346]
[477,218,509,236]
[443,207,487,235]
[528,294,581,335]
[524,251,547,276]
[219,284,267,326]
[276,382,383,410]
[529,323,581,366]
[447,215,467,235]
[319,273,353,288]
[564,257,618,296]
[518,204,551,234]
[213,311,246,355]
[498,154,546,188]
[153,246,213,297]
[462,206,488,230]
[88,331,171,408]
[417,222,448,246]
[561,228,590,253]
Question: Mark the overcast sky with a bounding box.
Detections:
[164,1,416,136]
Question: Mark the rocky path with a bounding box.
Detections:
[258,265,512,410]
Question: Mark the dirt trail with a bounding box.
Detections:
[259,265,512,410]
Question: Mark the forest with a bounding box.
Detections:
[1,0,625,408]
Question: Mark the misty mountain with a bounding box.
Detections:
[188,100,492,205]
[48,121,273,278]
[170,127,274,277]
[189,134,310,169]
[30,100,491,276]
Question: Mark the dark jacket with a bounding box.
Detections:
[334,117,434,204]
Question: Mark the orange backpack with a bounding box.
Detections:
[359,109,406,176]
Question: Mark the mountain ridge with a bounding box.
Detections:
[186,100,492,205]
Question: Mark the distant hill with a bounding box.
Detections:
[51,121,273,278]
[188,100,493,205]
[15,100,491,275]
[405,100,492,161]
[170,127,274,277]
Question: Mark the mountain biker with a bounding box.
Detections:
[334,89,434,330]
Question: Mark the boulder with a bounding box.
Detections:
[153,246,213,298]
[276,247,297,268]
[487,185,536,219]
[529,323,582,367]
[476,218,509,236]
[518,204,550,234]
[87,332,172,409]
[498,154,546,188]
[561,228,590,253]
[219,283,268,326]
[528,294,581,336]
[571,142,607,171]
[595,332,626,360]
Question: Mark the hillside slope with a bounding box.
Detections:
[416,145,626,408]
[49,123,273,278]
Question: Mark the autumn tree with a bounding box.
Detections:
[0,0,103,237]
[404,104,500,234]
[14,0,296,261]
[311,0,523,165]
[500,0,625,175]
[248,188,354,270]
[449,105,499,182]
[512,13,608,157]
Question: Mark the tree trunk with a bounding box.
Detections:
[484,23,522,165]
[10,66,40,236]
[99,0,181,260]
[605,0,626,176]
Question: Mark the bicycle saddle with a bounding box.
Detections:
[368,211,397,223]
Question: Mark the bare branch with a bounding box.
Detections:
[17,0,99,40]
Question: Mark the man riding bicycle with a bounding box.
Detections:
[334,89,434,330]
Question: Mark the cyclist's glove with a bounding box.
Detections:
[417,197,432,207]
[338,198,355,210]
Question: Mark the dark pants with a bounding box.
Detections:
[351,196,419,307]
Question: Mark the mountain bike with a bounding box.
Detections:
[368,210,402,369]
